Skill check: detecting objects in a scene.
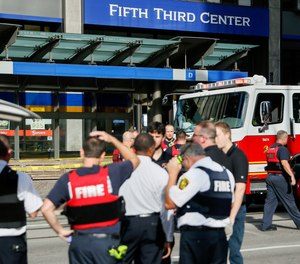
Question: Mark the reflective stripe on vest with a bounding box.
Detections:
[65,167,123,229]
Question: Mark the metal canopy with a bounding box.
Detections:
[196,42,258,70]
[0,99,41,122]
[0,25,257,69]
[0,23,257,91]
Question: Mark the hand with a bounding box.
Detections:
[291,175,296,186]
[89,131,112,143]
[166,157,182,177]
[58,229,74,242]
[162,242,172,259]
[225,221,233,241]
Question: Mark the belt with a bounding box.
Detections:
[180,225,225,232]
[127,212,159,218]
[74,232,120,239]
[271,173,283,176]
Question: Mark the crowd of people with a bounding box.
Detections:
[0,122,300,264]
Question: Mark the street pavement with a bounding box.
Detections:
[27,204,300,263]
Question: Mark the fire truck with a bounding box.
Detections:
[173,75,300,206]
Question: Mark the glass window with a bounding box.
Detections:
[174,92,248,133]
[293,93,300,123]
[252,93,284,126]
[238,0,251,6]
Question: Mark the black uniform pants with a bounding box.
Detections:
[0,233,27,264]
[120,214,165,264]
[179,226,228,264]
[69,234,119,264]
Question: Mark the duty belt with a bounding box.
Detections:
[180,225,225,232]
[127,212,159,218]
[74,232,120,239]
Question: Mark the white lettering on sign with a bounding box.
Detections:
[154,8,195,22]
[214,181,231,192]
[110,4,149,19]
[75,184,105,199]
[200,12,250,27]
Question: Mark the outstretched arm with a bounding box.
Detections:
[90,131,140,170]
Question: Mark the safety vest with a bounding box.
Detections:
[0,166,26,228]
[161,139,175,151]
[265,145,282,173]
[171,145,180,156]
[177,166,232,220]
[112,147,136,162]
[65,167,124,230]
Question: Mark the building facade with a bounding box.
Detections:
[0,0,297,158]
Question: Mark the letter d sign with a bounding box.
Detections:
[186,70,195,81]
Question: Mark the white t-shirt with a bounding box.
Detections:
[119,155,168,215]
[0,160,43,236]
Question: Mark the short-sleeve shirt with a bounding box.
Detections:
[227,145,248,184]
[204,145,233,172]
[169,157,235,228]
[273,143,290,161]
[152,151,172,168]
[47,160,133,234]
[0,160,43,236]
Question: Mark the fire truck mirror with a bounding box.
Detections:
[260,101,272,124]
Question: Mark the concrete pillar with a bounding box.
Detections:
[53,118,60,159]
[66,119,83,151]
[63,1,83,151]
[151,81,162,123]
[63,0,82,34]
[269,1,281,84]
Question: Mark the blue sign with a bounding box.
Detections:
[84,0,269,37]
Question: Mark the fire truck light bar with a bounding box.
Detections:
[194,75,267,91]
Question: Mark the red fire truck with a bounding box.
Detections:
[173,75,300,206]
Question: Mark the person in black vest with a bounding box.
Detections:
[261,130,300,231]
[0,135,42,264]
[41,131,140,264]
[165,143,235,264]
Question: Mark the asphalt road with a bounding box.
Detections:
[27,205,300,264]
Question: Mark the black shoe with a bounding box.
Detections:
[261,225,277,231]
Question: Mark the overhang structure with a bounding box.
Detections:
[0,23,257,93]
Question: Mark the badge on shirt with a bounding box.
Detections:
[179,176,189,190]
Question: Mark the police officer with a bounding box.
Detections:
[41,131,140,264]
[261,130,300,231]
[165,143,235,264]
[0,135,42,264]
[119,133,173,264]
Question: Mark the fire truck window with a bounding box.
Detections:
[252,93,284,126]
[293,94,300,123]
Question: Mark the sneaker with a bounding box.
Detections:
[261,225,277,231]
